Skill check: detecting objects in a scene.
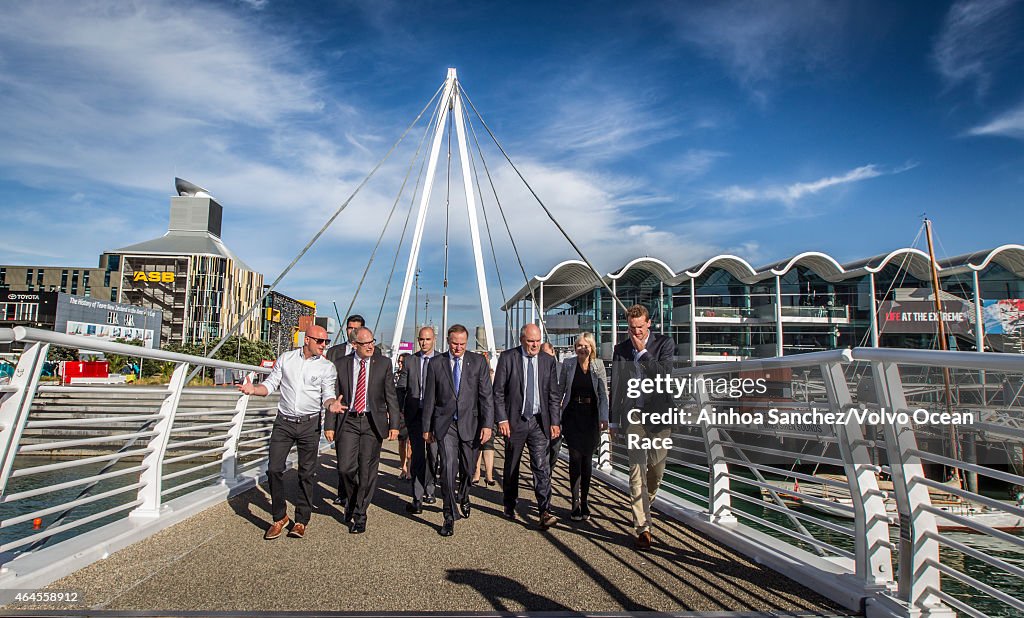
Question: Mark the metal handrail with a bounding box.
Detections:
[0,326,274,563]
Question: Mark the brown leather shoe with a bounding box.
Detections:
[635,530,653,550]
[288,522,306,538]
[539,511,557,530]
[264,516,289,540]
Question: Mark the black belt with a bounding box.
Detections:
[347,410,368,417]
[573,395,594,405]
[278,414,319,424]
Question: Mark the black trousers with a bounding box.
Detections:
[408,418,437,503]
[568,445,596,506]
[502,414,552,514]
[338,413,383,525]
[267,415,320,525]
[548,435,563,474]
[439,423,476,522]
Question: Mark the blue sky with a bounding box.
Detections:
[1,0,1022,343]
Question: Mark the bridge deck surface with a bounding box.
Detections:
[16,442,850,615]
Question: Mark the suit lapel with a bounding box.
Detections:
[339,355,354,403]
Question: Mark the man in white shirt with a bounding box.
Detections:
[238,324,337,540]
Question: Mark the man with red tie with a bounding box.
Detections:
[325,326,400,534]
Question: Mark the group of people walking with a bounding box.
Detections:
[240,304,674,550]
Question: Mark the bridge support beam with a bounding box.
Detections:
[0,341,50,495]
[131,362,189,519]
[820,361,893,588]
[868,360,954,618]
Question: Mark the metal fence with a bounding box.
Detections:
[0,326,275,557]
[609,347,1024,618]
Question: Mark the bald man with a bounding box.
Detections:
[239,325,338,540]
[493,323,561,529]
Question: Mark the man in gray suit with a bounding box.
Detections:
[422,324,494,537]
[396,325,441,513]
[494,323,561,529]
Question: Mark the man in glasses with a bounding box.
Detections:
[238,324,337,540]
[422,324,494,537]
[396,326,441,513]
[325,326,400,533]
[325,313,370,504]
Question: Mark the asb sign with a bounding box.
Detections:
[132,271,175,283]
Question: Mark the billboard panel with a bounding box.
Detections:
[55,293,163,349]
[878,299,973,336]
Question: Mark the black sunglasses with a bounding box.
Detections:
[307,336,329,344]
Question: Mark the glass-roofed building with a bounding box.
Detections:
[501,246,1024,363]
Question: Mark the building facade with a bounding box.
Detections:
[1,179,267,349]
[261,290,316,357]
[0,290,162,353]
[503,246,1024,363]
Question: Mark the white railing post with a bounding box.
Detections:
[130,361,189,519]
[221,371,255,484]
[870,360,954,618]
[0,341,50,495]
[696,373,736,525]
[819,360,893,589]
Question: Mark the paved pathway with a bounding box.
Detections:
[15,441,851,614]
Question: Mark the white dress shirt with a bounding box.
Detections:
[262,348,337,418]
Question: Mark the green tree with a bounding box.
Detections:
[47,345,78,362]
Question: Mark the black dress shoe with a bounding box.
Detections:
[503,507,517,521]
[343,510,354,524]
[333,496,345,505]
[405,502,423,514]
[350,521,366,534]
[439,519,454,536]
[459,501,471,519]
[422,496,437,505]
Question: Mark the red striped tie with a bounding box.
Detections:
[354,359,367,412]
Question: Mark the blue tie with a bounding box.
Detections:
[453,356,461,421]
[524,355,535,420]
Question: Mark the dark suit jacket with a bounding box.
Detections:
[396,350,437,426]
[493,346,561,437]
[610,333,675,429]
[327,353,400,439]
[422,351,494,441]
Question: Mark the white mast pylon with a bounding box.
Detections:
[390,68,499,366]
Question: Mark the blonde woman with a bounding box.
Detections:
[556,332,609,521]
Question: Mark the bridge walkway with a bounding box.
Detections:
[12,441,850,615]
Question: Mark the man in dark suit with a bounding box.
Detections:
[422,324,494,537]
[325,326,400,534]
[396,325,441,512]
[494,323,561,529]
[610,304,676,550]
[326,314,365,362]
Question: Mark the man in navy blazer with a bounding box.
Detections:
[422,324,494,537]
[493,323,561,529]
[610,304,676,550]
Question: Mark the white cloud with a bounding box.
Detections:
[966,101,1024,138]
[932,0,1022,96]
[711,164,910,207]
[658,1,849,102]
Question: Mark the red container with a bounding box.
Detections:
[62,361,110,384]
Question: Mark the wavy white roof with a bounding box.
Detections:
[503,245,1024,311]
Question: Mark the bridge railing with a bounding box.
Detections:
[0,326,274,557]
[609,347,1024,618]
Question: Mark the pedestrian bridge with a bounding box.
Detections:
[1,326,1022,617]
